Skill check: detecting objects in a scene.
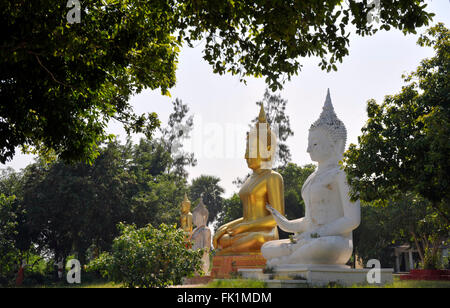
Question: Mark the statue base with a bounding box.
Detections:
[239,264,394,287]
[211,255,267,279]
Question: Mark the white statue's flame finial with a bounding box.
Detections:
[324,88,333,110]
[310,89,347,149]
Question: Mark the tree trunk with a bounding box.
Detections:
[411,231,424,265]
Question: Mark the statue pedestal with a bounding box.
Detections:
[211,255,266,279]
[239,265,394,287]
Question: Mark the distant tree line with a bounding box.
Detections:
[0,99,200,285]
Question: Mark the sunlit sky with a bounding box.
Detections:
[4,1,450,197]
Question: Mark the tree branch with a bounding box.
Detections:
[411,231,424,265]
[430,202,450,225]
[30,52,71,88]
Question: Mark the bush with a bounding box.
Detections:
[87,223,203,288]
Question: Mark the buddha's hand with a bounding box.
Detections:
[216,224,228,235]
[266,204,286,222]
[213,222,238,247]
[227,221,252,236]
[265,204,277,215]
[213,226,228,248]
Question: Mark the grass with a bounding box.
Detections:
[202,279,268,288]
[17,277,450,288]
[350,278,450,288]
[201,277,450,288]
[24,280,122,288]
[70,281,122,288]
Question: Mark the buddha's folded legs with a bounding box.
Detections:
[262,236,353,266]
[217,229,278,255]
[261,239,292,262]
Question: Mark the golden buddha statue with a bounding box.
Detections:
[180,193,193,236]
[213,105,285,255]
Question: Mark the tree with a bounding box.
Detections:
[0,168,32,253]
[18,137,190,265]
[1,1,165,164]
[159,98,197,178]
[353,195,449,270]
[276,163,316,220]
[189,175,225,225]
[129,99,195,227]
[0,168,25,200]
[343,23,450,224]
[0,194,21,286]
[215,193,242,231]
[20,144,135,265]
[130,173,188,228]
[87,223,203,288]
[80,140,137,257]
[1,1,434,164]
[352,202,396,269]
[180,0,433,90]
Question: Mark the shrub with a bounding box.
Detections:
[87,223,203,288]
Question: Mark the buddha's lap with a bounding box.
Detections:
[218,229,277,244]
[262,235,352,260]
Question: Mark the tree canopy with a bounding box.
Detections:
[344,23,449,224]
[189,175,224,225]
[277,163,316,220]
[354,195,448,269]
[0,0,434,164]
[0,194,21,285]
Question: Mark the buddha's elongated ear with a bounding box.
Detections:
[334,139,345,155]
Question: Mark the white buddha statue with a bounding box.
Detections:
[191,197,212,274]
[261,89,361,267]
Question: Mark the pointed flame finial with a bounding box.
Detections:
[310,89,347,148]
[325,88,332,107]
[258,104,267,123]
[182,193,191,207]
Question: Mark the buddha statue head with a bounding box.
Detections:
[245,104,277,170]
[192,197,209,228]
[181,193,191,214]
[307,89,347,164]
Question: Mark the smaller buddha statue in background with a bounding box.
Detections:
[191,197,212,275]
[180,193,193,237]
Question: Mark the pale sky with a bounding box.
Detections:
[4,1,450,198]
